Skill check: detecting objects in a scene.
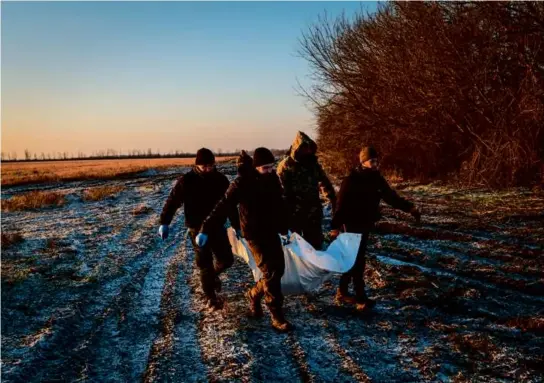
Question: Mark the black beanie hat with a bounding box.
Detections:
[253,147,275,167]
[359,146,378,163]
[195,148,215,165]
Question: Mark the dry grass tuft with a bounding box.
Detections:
[1,157,235,187]
[132,204,153,216]
[505,316,544,334]
[83,185,124,201]
[1,231,24,249]
[1,191,65,212]
[448,333,499,361]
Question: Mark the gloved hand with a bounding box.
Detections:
[410,206,421,224]
[158,225,169,240]
[328,229,340,241]
[235,229,243,240]
[280,231,291,246]
[196,233,208,247]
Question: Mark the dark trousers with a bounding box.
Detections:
[189,228,234,301]
[339,231,370,303]
[246,235,285,311]
[291,219,324,250]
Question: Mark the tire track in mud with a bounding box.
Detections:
[3,187,176,382]
[143,230,208,383]
[79,228,186,382]
[295,291,419,383]
[1,187,145,369]
[190,252,254,382]
[54,184,181,382]
[282,297,360,383]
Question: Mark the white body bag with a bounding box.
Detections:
[227,228,363,295]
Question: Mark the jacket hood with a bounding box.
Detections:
[288,131,317,161]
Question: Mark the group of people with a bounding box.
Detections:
[158,131,421,332]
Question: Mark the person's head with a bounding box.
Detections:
[359,146,379,170]
[252,147,276,174]
[195,148,215,173]
[291,131,318,166]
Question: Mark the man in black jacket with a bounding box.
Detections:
[197,148,293,332]
[330,146,421,311]
[158,148,240,310]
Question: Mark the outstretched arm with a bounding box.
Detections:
[201,180,241,233]
[160,177,185,225]
[380,175,415,213]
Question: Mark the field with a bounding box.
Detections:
[1,157,235,187]
[1,162,543,382]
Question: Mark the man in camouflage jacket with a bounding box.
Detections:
[277,131,336,249]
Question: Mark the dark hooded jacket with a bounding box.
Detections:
[201,152,288,240]
[331,166,414,232]
[160,167,240,230]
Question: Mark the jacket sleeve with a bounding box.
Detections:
[380,175,414,212]
[201,180,241,233]
[160,177,185,225]
[331,175,352,230]
[221,175,241,231]
[317,163,337,210]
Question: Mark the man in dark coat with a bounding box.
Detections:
[330,146,421,311]
[197,148,293,332]
[158,148,239,310]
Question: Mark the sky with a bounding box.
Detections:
[2,1,377,158]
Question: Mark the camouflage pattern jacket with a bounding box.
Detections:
[277,131,336,229]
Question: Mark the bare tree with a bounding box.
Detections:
[298,1,544,187]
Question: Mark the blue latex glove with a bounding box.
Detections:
[235,229,243,240]
[280,231,291,246]
[196,233,208,247]
[158,225,169,240]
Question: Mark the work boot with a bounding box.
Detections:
[206,296,224,311]
[269,307,293,333]
[245,289,264,318]
[335,288,357,305]
[355,298,376,313]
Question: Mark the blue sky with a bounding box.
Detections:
[2,1,378,157]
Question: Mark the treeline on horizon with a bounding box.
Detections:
[1,148,289,163]
[300,1,543,187]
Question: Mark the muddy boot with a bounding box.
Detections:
[269,307,293,333]
[245,289,264,318]
[355,298,376,313]
[335,288,357,305]
[206,296,224,311]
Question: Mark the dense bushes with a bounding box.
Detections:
[299,2,543,187]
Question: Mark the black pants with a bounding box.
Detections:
[189,228,234,301]
[291,218,324,250]
[339,231,370,303]
[246,235,285,311]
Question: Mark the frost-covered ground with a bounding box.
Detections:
[2,164,543,382]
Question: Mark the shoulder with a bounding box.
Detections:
[277,157,294,174]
